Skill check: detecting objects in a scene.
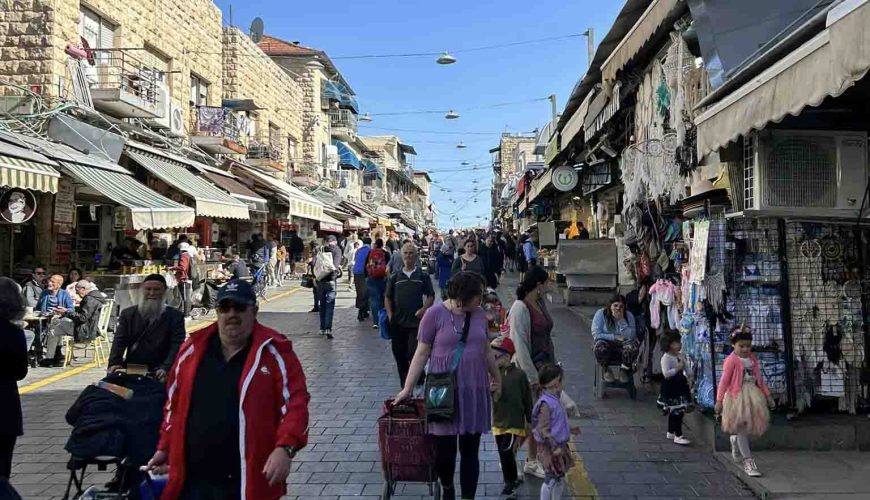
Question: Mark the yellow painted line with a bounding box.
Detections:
[19,287,305,395]
[566,441,598,497]
[19,362,97,395]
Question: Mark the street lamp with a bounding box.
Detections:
[445,110,460,120]
[461,161,470,166]
[358,112,372,123]
[581,28,595,69]
[437,52,457,65]
[456,141,467,149]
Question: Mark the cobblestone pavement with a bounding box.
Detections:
[12,274,752,499]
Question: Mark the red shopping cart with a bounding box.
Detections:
[378,399,440,500]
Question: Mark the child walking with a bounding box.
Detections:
[715,325,773,477]
[490,336,532,499]
[657,331,694,445]
[532,364,580,500]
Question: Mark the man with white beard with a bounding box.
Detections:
[107,274,185,381]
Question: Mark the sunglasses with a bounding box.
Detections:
[216,302,252,313]
[35,271,46,275]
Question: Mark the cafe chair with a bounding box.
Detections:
[62,300,114,367]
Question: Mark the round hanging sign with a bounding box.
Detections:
[552,165,579,192]
[0,188,36,224]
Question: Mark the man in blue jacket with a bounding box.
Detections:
[352,237,372,321]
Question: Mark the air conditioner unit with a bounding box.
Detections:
[146,101,184,137]
[737,130,868,217]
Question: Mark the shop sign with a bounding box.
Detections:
[552,165,579,192]
[0,188,36,224]
[113,206,128,230]
[689,219,710,283]
[53,178,75,224]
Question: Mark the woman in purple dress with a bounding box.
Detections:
[395,272,501,500]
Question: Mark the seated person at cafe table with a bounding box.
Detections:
[40,280,106,367]
[35,274,75,366]
[224,254,251,280]
[20,266,46,308]
[108,274,185,381]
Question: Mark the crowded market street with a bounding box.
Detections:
[10,273,752,500]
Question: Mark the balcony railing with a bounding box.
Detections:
[329,108,357,137]
[84,48,160,117]
[190,106,244,143]
[247,135,283,163]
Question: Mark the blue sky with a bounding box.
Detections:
[216,0,624,228]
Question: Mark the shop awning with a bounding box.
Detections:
[376,204,403,216]
[126,150,249,220]
[362,159,383,179]
[58,161,195,230]
[344,216,370,230]
[696,0,870,157]
[528,169,554,204]
[394,222,413,234]
[318,213,344,233]
[203,171,268,213]
[600,0,685,83]
[235,166,324,222]
[399,143,417,156]
[332,140,361,169]
[0,145,60,193]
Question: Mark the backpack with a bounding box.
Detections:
[366,247,388,279]
[313,246,337,281]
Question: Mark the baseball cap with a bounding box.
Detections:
[491,336,515,355]
[216,279,257,306]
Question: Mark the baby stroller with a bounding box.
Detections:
[62,372,166,500]
[189,280,224,320]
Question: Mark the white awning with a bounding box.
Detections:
[696,0,870,157]
[600,0,684,83]
[376,204,403,215]
[560,93,591,151]
[235,166,324,222]
[317,213,344,233]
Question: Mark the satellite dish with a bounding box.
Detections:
[250,17,265,43]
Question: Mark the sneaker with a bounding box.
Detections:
[372,324,379,329]
[730,435,741,462]
[326,330,334,339]
[666,432,675,440]
[523,459,545,479]
[617,369,630,383]
[318,330,326,336]
[500,480,520,497]
[673,436,691,445]
[602,368,615,383]
[743,458,762,477]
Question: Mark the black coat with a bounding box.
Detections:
[0,323,28,436]
[65,290,107,341]
[108,306,185,372]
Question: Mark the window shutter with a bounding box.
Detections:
[99,20,115,50]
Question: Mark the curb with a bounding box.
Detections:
[713,451,770,499]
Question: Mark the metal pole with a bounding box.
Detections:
[585,28,595,69]
[548,94,557,132]
[776,218,797,411]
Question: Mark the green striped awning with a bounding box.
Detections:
[0,154,60,193]
[58,161,195,230]
[126,150,250,220]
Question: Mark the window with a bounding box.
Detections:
[189,74,209,106]
[287,136,297,164]
[143,45,170,86]
[79,7,115,64]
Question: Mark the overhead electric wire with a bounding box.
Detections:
[330,33,585,60]
[358,125,508,136]
[369,96,549,116]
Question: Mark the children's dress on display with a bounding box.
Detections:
[721,356,770,436]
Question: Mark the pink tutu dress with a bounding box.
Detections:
[721,355,769,436]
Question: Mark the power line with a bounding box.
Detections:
[369,97,549,116]
[330,33,585,60]
[359,125,522,136]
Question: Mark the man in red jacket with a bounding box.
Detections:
[145,279,310,500]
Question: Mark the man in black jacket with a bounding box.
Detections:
[108,274,185,381]
[39,281,107,367]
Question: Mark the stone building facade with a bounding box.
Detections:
[222,27,303,172]
[497,134,537,181]
[0,0,223,125]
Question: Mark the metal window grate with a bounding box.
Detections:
[743,134,756,210]
[785,222,867,414]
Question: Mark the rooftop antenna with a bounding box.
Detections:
[250,17,264,43]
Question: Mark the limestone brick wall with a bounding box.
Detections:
[222,27,303,162]
[272,56,330,175]
[0,0,222,125]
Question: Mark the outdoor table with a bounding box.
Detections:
[23,313,53,367]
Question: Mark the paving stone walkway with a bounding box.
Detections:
[11,274,752,499]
